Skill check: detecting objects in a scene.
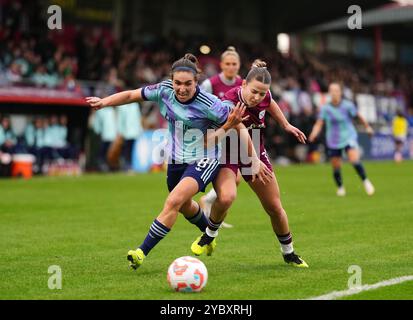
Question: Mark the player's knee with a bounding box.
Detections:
[332,160,341,169]
[266,201,284,218]
[164,195,185,212]
[217,192,237,209]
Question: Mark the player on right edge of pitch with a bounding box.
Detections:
[309,82,375,197]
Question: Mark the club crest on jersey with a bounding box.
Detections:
[167,118,190,131]
[259,110,266,120]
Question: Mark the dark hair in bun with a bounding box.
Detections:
[246,59,271,84]
[171,53,202,79]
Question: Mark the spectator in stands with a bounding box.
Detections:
[92,107,117,172]
[31,64,58,88]
[264,115,289,164]
[59,73,82,93]
[42,115,58,158]
[85,110,102,171]
[40,116,55,165]
[57,55,77,79]
[5,61,22,83]
[297,79,318,162]
[407,107,413,128]
[56,115,77,160]
[58,115,69,148]
[0,116,17,153]
[41,114,76,162]
[25,117,46,173]
[31,64,48,87]
[24,117,36,149]
[117,102,143,172]
[105,67,125,88]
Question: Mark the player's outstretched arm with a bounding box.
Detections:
[356,113,374,136]
[268,100,307,144]
[204,102,247,147]
[86,88,143,110]
[308,119,324,143]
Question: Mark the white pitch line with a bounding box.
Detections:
[306,275,413,300]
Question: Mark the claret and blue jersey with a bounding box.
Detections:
[142,80,231,163]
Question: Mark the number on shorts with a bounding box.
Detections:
[196,158,211,171]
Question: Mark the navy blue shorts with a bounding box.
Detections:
[327,145,356,158]
[167,158,221,193]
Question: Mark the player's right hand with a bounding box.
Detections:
[308,134,316,143]
[85,97,105,110]
[225,103,249,129]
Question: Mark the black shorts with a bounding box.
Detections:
[326,145,355,158]
[167,158,220,193]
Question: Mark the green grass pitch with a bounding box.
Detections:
[1,161,412,300]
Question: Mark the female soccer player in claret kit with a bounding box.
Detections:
[201,46,243,98]
[309,82,375,197]
[200,46,243,228]
[86,54,272,270]
[191,60,309,268]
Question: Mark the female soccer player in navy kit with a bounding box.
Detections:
[191,60,309,268]
[86,54,272,270]
[309,83,375,196]
[200,46,244,228]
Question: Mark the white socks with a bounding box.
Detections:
[204,189,217,203]
[280,243,294,255]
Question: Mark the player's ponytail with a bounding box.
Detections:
[221,46,240,62]
[171,53,201,79]
[246,59,271,85]
[183,53,198,65]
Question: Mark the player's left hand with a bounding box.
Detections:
[251,160,273,185]
[285,124,307,144]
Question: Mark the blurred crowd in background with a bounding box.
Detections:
[1,0,413,175]
[0,113,79,173]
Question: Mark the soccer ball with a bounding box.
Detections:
[167,256,208,293]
